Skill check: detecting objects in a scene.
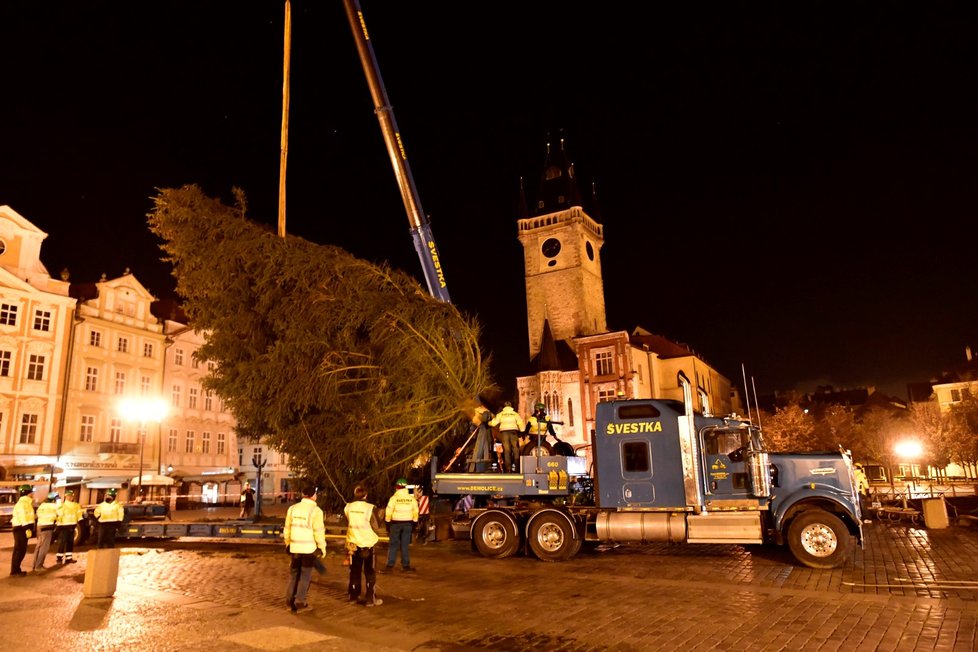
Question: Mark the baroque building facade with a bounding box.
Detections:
[0,205,247,506]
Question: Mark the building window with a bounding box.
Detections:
[114,371,126,395]
[192,356,200,369]
[19,413,38,444]
[204,390,213,412]
[202,431,211,454]
[171,384,182,408]
[185,430,195,453]
[141,375,151,396]
[168,428,178,453]
[567,398,574,427]
[174,348,184,366]
[188,386,198,409]
[33,309,51,332]
[0,303,18,326]
[0,350,10,377]
[89,330,101,347]
[597,387,616,403]
[110,418,122,443]
[595,350,613,376]
[80,415,95,442]
[217,432,226,455]
[143,342,154,358]
[117,337,129,353]
[85,367,99,391]
[207,361,215,372]
[26,354,45,381]
[951,389,961,402]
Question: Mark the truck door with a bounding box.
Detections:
[702,428,751,498]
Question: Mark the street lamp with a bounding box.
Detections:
[119,397,169,499]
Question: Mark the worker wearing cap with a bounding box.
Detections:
[525,402,557,453]
[94,488,125,548]
[32,493,60,571]
[382,478,419,572]
[283,484,327,611]
[56,489,84,564]
[489,401,525,473]
[9,485,35,576]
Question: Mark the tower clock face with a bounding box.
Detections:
[541,237,561,258]
[586,240,594,261]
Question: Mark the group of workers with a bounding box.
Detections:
[283,476,421,612]
[467,401,559,473]
[9,484,123,576]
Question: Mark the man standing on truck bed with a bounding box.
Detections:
[489,402,525,473]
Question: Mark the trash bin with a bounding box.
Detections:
[921,497,949,529]
[83,548,120,598]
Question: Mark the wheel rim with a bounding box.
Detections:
[535,521,565,554]
[480,521,509,551]
[799,522,838,557]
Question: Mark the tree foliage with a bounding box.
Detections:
[148,185,494,510]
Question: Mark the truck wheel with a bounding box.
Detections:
[473,512,520,559]
[787,509,851,569]
[528,513,575,562]
[521,440,553,458]
[74,520,92,546]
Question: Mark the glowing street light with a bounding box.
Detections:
[894,441,923,459]
[119,397,169,499]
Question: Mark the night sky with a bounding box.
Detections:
[2,2,976,400]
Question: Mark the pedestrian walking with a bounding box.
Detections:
[9,484,35,577]
[382,478,419,572]
[239,482,256,519]
[344,485,382,607]
[283,484,327,612]
[55,489,84,564]
[32,493,59,571]
[93,489,125,548]
[489,401,525,473]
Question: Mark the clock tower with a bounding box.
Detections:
[517,138,607,361]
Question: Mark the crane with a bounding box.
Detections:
[341,0,451,303]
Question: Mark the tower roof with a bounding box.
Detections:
[530,136,584,217]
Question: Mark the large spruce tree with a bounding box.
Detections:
[148,185,493,509]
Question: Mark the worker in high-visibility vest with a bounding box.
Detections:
[9,484,35,577]
[489,402,525,473]
[55,489,84,564]
[93,488,126,548]
[32,493,60,571]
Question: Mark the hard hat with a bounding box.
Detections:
[535,402,546,411]
[395,477,408,488]
[65,490,75,497]
[106,488,118,497]
[46,493,59,502]
[18,484,33,496]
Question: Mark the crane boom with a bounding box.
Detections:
[342,0,451,302]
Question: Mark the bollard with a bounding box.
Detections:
[921,497,949,529]
[83,548,121,598]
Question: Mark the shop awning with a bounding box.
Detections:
[130,474,175,486]
[84,476,130,489]
[8,464,62,475]
[174,472,239,483]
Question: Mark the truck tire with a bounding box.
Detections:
[472,511,520,559]
[527,512,575,562]
[786,509,851,569]
[75,519,93,546]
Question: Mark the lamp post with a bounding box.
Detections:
[252,449,267,521]
[119,397,169,500]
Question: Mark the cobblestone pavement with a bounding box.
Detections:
[2,519,978,651]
